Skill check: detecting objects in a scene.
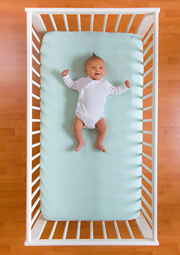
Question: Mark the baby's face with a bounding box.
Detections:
[85,58,105,80]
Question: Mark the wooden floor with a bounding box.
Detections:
[1,0,180,254]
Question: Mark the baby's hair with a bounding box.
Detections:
[92,52,98,58]
[85,52,104,68]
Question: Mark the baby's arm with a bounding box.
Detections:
[61,69,79,91]
[107,80,131,95]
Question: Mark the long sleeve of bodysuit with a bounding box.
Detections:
[107,81,129,95]
[62,74,84,92]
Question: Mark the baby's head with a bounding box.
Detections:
[85,53,105,80]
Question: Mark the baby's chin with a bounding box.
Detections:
[93,77,102,80]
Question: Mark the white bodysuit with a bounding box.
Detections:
[62,74,129,129]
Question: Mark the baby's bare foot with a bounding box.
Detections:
[94,143,106,153]
[75,141,85,152]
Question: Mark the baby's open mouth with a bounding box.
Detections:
[95,73,100,75]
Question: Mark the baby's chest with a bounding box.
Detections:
[81,83,107,102]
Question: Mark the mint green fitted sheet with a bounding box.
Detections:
[40,32,143,221]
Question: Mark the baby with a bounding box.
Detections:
[61,53,131,153]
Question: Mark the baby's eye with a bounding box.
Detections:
[100,67,103,69]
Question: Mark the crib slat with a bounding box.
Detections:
[143,27,153,46]
[77,14,81,31]
[143,80,153,90]
[32,163,40,174]
[143,106,153,111]
[63,221,69,239]
[49,14,57,31]
[32,142,41,148]
[31,176,40,188]
[90,14,94,31]
[142,163,152,173]
[32,67,41,78]
[32,130,40,135]
[114,14,122,32]
[32,152,40,161]
[31,207,41,227]
[32,119,41,123]
[143,92,153,100]
[142,130,152,135]
[90,221,93,239]
[102,221,107,239]
[143,41,153,56]
[31,197,40,213]
[125,221,135,239]
[141,206,152,227]
[142,141,152,148]
[126,14,135,33]
[32,41,40,54]
[49,221,58,239]
[142,152,152,160]
[32,54,40,65]
[144,53,153,67]
[63,14,69,31]
[142,173,152,187]
[142,119,153,123]
[32,27,41,44]
[31,186,40,200]
[142,196,152,213]
[32,93,40,100]
[142,184,152,200]
[32,106,41,111]
[76,221,81,239]
[114,221,121,239]
[144,67,153,78]
[32,80,41,88]
[103,14,108,32]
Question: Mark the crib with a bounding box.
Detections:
[25,7,160,246]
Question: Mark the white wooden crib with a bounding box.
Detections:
[25,7,160,246]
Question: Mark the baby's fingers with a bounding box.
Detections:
[62,69,69,77]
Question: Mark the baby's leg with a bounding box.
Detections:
[73,116,85,152]
[94,118,107,153]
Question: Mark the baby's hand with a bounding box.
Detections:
[61,69,69,77]
[125,80,131,88]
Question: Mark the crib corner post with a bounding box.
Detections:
[26,10,33,243]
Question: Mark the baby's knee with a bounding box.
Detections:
[73,123,79,131]
[100,123,107,133]
[73,122,82,132]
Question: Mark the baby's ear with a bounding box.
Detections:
[84,69,88,75]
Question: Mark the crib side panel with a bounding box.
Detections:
[27,8,160,36]
[26,11,33,243]
[141,10,159,244]
[26,11,42,243]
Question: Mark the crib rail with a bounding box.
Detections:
[26,7,159,246]
[27,213,156,246]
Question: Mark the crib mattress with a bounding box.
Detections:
[40,32,143,221]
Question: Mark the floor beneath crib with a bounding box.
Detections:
[1,0,180,255]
